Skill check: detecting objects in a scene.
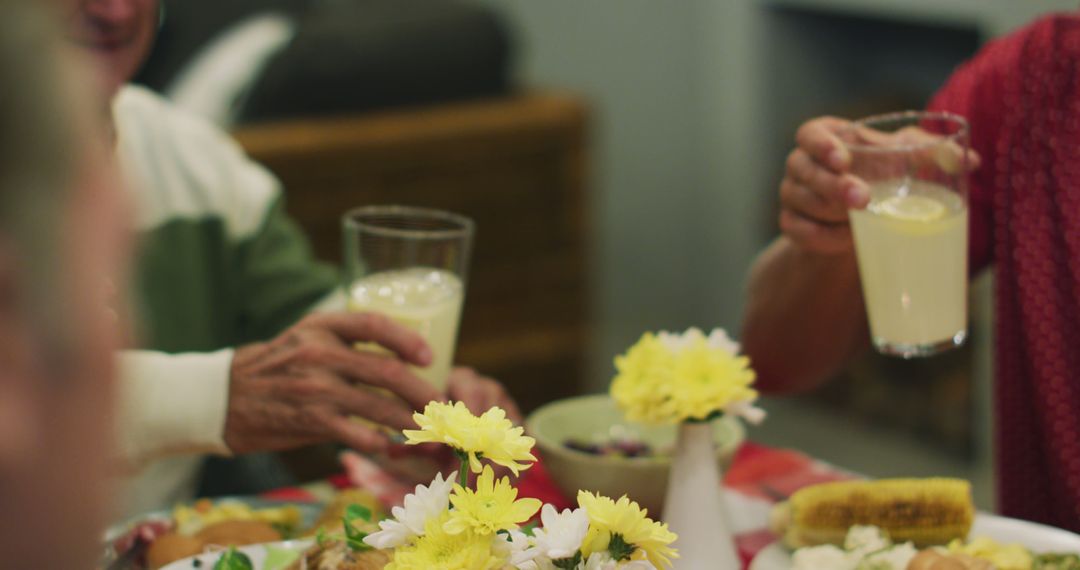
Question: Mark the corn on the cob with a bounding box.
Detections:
[777,478,974,548]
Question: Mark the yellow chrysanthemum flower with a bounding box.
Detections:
[403,402,537,475]
[610,333,676,424]
[386,514,506,570]
[611,328,759,425]
[577,491,678,569]
[444,465,542,536]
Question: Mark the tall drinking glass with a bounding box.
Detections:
[343,206,474,390]
[843,111,970,358]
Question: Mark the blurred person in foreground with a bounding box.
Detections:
[57,0,520,515]
[742,14,1080,530]
[0,2,131,567]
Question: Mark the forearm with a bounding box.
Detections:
[740,237,869,394]
[115,349,235,468]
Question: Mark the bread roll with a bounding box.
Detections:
[146,533,204,569]
[195,520,281,547]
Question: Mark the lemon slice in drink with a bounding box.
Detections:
[874,195,946,222]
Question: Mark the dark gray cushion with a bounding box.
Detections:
[135,0,513,122]
[237,0,513,123]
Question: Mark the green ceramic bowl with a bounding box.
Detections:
[526,394,744,515]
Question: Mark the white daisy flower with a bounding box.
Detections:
[496,529,542,569]
[528,505,590,561]
[363,471,456,549]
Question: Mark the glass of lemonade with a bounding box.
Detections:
[343,206,474,390]
[843,111,970,358]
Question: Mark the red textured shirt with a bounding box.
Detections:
[929,13,1080,530]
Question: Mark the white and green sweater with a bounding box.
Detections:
[113,85,340,515]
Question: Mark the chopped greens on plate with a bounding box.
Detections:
[213,547,253,570]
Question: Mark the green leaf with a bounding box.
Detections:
[316,527,329,547]
[345,504,373,524]
[608,533,636,562]
[343,503,373,553]
[345,531,372,553]
[687,410,723,424]
[213,547,254,570]
[552,551,583,569]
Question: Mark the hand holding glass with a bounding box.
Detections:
[843,112,970,358]
[343,206,474,390]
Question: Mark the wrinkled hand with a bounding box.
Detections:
[447,366,523,425]
[223,312,443,455]
[780,116,979,254]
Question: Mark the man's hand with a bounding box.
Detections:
[780,117,865,254]
[780,116,979,254]
[448,366,523,425]
[223,312,443,455]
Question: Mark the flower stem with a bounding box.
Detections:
[457,452,469,489]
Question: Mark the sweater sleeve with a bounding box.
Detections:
[927,17,1039,274]
[115,349,234,468]
[233,195,340,343]
[208,118,339,343]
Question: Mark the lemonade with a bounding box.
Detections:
[347,267,464,390]
[849,179,968,355]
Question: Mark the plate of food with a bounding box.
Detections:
[159,540,313,570]
[105,490,381,570]
[750,478,1080,570]
[160,538,393,570]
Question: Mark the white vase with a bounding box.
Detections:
[661,421,740,569]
